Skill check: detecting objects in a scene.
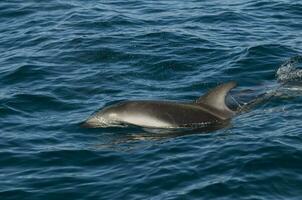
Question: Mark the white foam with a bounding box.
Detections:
[276,56,302,83]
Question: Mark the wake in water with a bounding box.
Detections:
[236,55,302,113]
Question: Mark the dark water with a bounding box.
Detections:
[1,1,302,199]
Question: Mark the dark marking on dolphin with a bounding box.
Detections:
[82,81,237,130]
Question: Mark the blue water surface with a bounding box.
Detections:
[1,1,302,199]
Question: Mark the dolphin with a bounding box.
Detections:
[82,81,237,129]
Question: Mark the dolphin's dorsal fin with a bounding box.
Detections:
[195,81,237,117]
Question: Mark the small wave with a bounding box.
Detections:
[0,64,53,86]
[192,11,255,24]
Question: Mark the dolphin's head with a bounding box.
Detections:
[82,104,123,128]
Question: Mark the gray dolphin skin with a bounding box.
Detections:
[83,81,237,129]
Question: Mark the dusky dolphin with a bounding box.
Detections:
[82,81,237,129]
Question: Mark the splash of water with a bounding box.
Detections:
[276,55,302,83]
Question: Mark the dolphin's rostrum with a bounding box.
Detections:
[83,81,237,129]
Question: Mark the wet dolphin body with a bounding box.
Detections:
[83,81,237,129]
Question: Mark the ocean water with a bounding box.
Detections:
[1,1,302,199]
